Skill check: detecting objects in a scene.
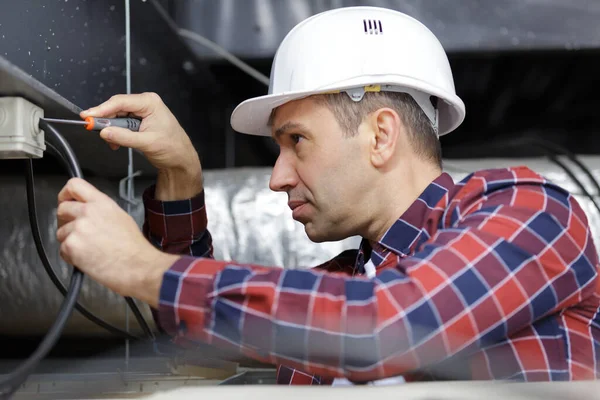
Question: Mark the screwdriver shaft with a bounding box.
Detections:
[41,118,87,126]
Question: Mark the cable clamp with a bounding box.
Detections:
[119,170,142,206]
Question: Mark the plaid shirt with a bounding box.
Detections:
[143,166,600,383]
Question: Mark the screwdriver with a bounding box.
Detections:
[41,117,141,132]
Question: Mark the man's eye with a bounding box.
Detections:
[290,134,303,144]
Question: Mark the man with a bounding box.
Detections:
[55,6,600,383]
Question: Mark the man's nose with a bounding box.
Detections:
[269,153,298,192]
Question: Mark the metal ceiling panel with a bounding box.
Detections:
[0,54,154,177]
[0,0,224,178]
[175,0,600,58]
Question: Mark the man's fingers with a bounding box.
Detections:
[100,126,156,151]
[80,92,160,119]
[58,178,107,204]
[57,201,86,224]
[56,220,75,243]
[59,234,80,266]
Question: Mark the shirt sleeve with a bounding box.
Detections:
[153,180,599,382]
[142,184,213,334]
[142,184,213,258]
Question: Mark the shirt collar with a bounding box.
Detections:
[361,172,456,265]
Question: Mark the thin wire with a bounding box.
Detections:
[125,0,132,369]
[178,28,270,87]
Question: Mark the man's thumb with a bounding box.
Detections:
[99,127,148,150]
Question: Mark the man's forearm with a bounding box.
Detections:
[155,160,203,201]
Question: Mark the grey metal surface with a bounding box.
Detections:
[13,376,219,400]
[0,56,81,119]
[7,367,275,399]
[176,0,600,59]
[1,158,600,336]
[218,370,276,386]
[11,371,222,399]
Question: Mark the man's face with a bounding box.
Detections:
[269,97,372,242]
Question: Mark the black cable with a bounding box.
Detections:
[126,297,155,340]
[0,274,82,400]
[44,141,75,177]
[533,146,600,214]
[40,120,155,341]
[25,158,139,341]
[496,135,600,215]
[40,120,83,178]
[527,137,600,201]
[0,122,86,399]
[0,120,158,398]
[543,153,600,215]
[449,135,600,216]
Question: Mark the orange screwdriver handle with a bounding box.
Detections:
[84,117,141,132]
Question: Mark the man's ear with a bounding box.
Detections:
[369,108,402,168]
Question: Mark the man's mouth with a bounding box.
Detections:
[288,200,307,211]
[288,200,310,220]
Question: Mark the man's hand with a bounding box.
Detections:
[56,178,179,308]
[81,92,203,201]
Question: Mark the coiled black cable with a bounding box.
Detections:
[25,158,139,341]
[0,121,86,399]
[40,120,154,341]
[41,139,151,339]
[0,120,157,398]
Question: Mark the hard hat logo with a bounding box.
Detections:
[231,6,465,137]
[363,19,383,35]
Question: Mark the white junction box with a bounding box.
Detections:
[0,96,46,159]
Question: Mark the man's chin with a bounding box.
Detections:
[304,223,345,243]
[303,223,324,242]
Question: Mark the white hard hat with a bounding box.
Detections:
[230,6,466,137]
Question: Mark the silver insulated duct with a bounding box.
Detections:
[1,158,599,336]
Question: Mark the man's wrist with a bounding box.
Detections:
[155,161,203,201]
[130,249,180,309]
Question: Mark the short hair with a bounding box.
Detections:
[314,91,442,168]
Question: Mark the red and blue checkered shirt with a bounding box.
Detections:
[143,166,600,383]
